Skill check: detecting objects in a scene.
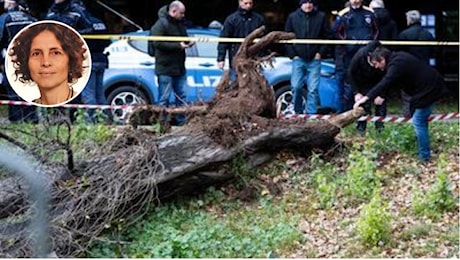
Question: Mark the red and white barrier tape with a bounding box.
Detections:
[0,99,127,109]
[1,100,458,123]
[281,113,459,122]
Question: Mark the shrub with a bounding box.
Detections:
[412,154,458,219]
[356,190,392,247]
[343,140,380,205]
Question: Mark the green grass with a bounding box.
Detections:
[88,188,304,258]
[384,95,459,114]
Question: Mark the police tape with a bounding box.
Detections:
[281,113,459,122]
[81,34,460,46]
[1,99,458,123]
[0,99,126,110]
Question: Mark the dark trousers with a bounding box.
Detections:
[340,51,357,112]
[357,99,387,131]
[81,62,110,123]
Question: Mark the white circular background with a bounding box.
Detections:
[4,20,92,107]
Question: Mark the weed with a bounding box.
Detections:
[356,190,392,247]
[229,154,257,189]
[374,124,416,155]
[412,155,458,219]
[314,173,338,209]
[88,191,303,258]
[307,153,341,209]
[430,123,460,154]
[400,223,432,241]
[72,124,115,145]
[150,122,169,135]
[343,140,381,205]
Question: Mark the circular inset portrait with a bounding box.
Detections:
[5,20,91,107]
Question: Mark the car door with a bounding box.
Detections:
[185,30,224,103]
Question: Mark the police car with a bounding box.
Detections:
[102,27,340,123]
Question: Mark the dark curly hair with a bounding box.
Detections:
[8,21,88,84]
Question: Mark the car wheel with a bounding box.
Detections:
[274,85,306,117]
[106,86,149,124]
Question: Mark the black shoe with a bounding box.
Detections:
[356,121,367,135]
[375,122,384,132]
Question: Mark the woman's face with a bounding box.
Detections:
[28,30,69,91]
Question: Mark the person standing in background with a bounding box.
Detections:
[149,1,194,126]
[284,0,333,115]
[398,10,434,64]
[46,0,111,124]
[217,0,265,80]
[398,10,435,118]
[334,0,379,113]
[369,0,398,41]
[0,0,38,123]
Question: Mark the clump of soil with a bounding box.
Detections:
[185,27,295,147]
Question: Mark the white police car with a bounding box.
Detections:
[102,27,340,123]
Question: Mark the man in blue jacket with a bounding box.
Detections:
[335,0,379,114]
[353,47,449,162]
[0,0,38,123]
[285,0,333,115]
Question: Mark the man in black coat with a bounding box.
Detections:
[369,0,398,41]
[349,40,385,133]
[149,1,194,125]
[398,10,435,118]
[353,46,449,162]
[398,10,434,64]
[217,0,265,77]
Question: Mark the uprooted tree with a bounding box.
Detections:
[0,26,364,257]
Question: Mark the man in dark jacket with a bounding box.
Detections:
[349,40,386,133]
[46,0,111,123]
[353,46,449,162]
[285,0,333,114]
[397,10,435,118]
[398,10,434,64]
[150,1,193,125]
[335,0,379,113]
[0,0,38,123]
[369,0,398,41]
[217,0,265,77]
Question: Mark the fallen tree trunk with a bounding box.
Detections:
[0,26,364,257]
